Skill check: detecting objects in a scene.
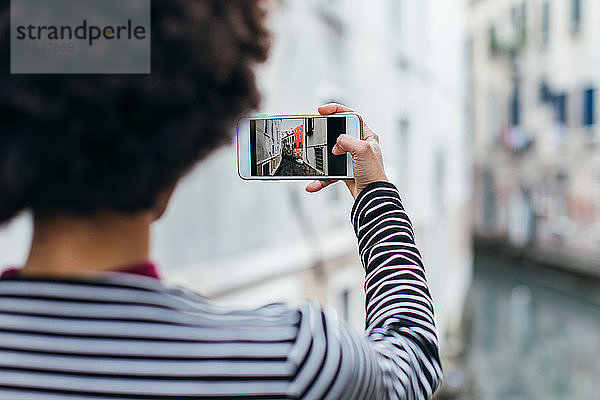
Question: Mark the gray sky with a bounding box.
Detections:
[277,118,304,134]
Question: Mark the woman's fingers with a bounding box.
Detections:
[318,103,378,142]
[361,123,379,142]
[309,104,387,199]
[318,103,353,115]
[305,179,338,193]
[333,134,371,157]
[305,105,351,194]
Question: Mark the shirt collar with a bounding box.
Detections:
[0,261,161,280]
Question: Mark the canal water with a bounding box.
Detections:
[463,248,600,400]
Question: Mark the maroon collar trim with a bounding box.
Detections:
[1,261,161,280]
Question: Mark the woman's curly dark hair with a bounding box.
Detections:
[0,0,270,223]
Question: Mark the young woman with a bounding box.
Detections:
[0,1,442,398]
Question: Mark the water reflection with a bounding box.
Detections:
[463,249,600,400]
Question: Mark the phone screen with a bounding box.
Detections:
[249,116,348,177]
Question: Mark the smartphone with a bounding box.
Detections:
[237,114,362,180]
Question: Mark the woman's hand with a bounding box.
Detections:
[305,104,388,200]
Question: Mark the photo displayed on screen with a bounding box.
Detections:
[250,117,348,177]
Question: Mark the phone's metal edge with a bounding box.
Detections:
[247,113,357,120]
[239,176,353,181]
[236,118,248,180]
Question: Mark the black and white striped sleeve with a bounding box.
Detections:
[287,181,442,399]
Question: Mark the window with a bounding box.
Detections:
[483,169,496,229]
[583,87,595,127]
[539,79,552,103]
[314,147,324,172]
[510,86,521,126]
[542,0,550,47]
[554,93,568,125]
[571,0,581,34]
[556,172,569,219]
[489,25,499,56]
[306,118,314,136]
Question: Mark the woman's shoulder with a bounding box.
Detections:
[0,273,307,343]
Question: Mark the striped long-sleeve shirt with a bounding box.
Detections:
[0,181,442,399]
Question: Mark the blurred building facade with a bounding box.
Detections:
[162,0,471,361]
[470,0,600,274]
[468,1,600,398]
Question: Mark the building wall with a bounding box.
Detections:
[164,0,471,355]
[267,119,283,172]
[255,119,269,164]
[256,119,282,176]
[304,118,327,173]
[470,0,600,265]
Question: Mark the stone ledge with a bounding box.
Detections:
[474,234,600,280]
